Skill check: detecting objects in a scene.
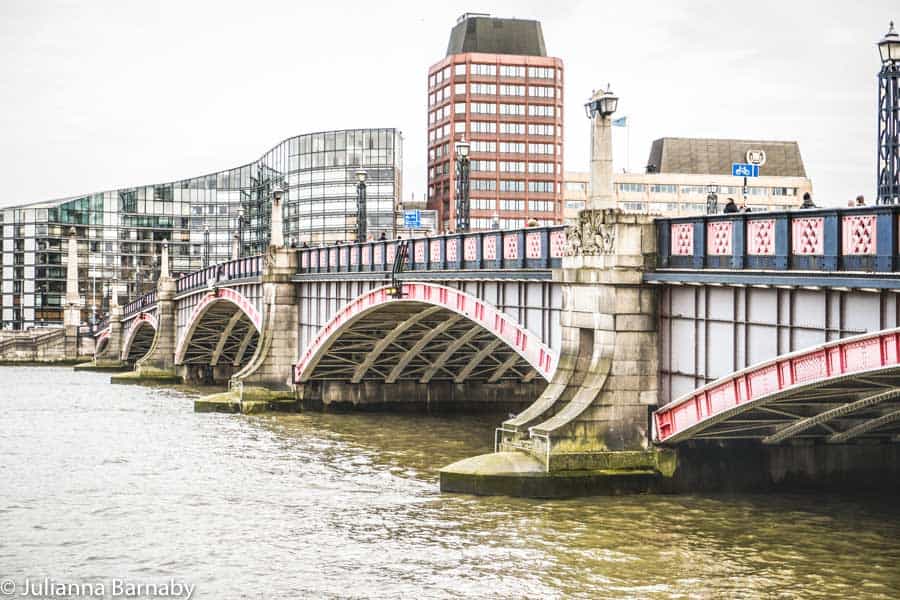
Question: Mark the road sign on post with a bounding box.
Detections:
[403,210,421,229]
[732,163,760,177]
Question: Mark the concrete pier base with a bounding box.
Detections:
[73,360,129,373]
[193,387,297,414]
[440,443,900,498]
[110,368,183,385]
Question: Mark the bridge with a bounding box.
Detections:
[73,202,900,496]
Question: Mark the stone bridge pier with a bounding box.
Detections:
[440,209,670,496]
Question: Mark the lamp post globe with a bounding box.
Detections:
[878,21,900,64]
[877,21,900,204]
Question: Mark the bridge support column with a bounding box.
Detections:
[76,305,127,372]
[214,246,299,412]
[442,209,676,497]
[112,242,181,384]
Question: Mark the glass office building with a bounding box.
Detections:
[1,128,403,330]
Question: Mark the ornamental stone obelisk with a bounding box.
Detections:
[63,227,84,359]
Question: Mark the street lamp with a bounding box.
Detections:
[584,84,618,209]
[203,224,210,268]
[706,183,719,215]
[237,207,245,258]
[877,21,900,204]
[455,137,471,232]
[356,169,368,242]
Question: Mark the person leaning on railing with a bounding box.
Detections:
[800,192,816,209]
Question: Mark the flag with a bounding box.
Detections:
[611,116,628,127]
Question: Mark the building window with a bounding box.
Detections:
[471,179,497,192]
[470,83,496,95]
[527,66,556,79]
[528,162,554,174]
[499,84,525,96]
[471,160,496,172]
[649,184,677,194]
[527,104,555,117]
[470,121,496,134]
[528,143,554,155]
[500,200,524,211]
[471,63,496,77]
[528,181,554,193]
[500,65,525,78]
[500,179,525,193]
[528,85,555,98]
[455,102,466,114]
[455,63,467,76]
[499,122,525,135]
[499,103,525,116]
[529,200,555,212]
[471,141,496,153]
[499,142,525,154]
[471,102,497,115]
[499,161,525,173]
[566,182,586,193]
[471,198,495,210]
[527,124,555,137]
[454,83,466,95]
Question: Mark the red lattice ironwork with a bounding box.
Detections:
[328,248,337,267]
[504,234,519,259]
[301,253,309,268]
[374,245,383,264]
[483,235,497,260]
[386,244,396,264]
[430,240,441,262]
[671,223,693,256]
[654,328,900,443]
[706,221,733,256]
[362,245,371,265]
[464,237,477,261]
[526,231,542,259]
[414,241,425,263]
[446,239,458,262]
[791,217,824,255]
[350,246,358,265]
[747,219,775,256]
[550,229,566,258]
[842,215,877,255]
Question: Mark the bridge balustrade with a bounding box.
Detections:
[295,226,567,274]
[123,290,157,318]
[175,255,263,295]
[656,205,899,272]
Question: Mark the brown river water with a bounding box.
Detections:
[1,366,899,599]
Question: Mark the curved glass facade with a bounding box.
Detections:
[1,128,403,330]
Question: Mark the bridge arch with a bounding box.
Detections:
[175,288,262,370]
[120,313,158,363]
[295,282,557,385]
[95,329,110,357]
[654,328,900,445]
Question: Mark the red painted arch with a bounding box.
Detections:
[120,312,159,360]
[654,327,900,443]
[294,282,558,384]
[174,287,262,364]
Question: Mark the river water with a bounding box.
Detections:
[2,366,899,599]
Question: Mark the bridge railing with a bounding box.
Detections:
[123,290,157,318]
[295,226,567,274]
[656,205,899,272]
[176,255,263,295]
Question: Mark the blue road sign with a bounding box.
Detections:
[403,210,421,228]
[732,163,760,177]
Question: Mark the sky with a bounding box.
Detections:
[0,0,895,209]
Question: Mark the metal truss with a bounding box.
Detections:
[124,322,155,363]
[683,370,900,444]
[308,301,535,383]
[181,301,259,366]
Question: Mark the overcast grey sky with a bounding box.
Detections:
[0,0,894,209]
